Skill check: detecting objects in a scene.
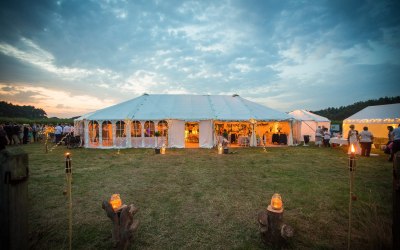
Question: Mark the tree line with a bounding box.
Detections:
[312,96,400,122]
[0,101,47,119]
[0,101,74,124]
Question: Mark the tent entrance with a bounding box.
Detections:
[185,122,199,148]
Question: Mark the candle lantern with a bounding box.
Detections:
[110,194,122,212]
[161,144,166,154]
[270,193,283,211]
[218,143,223,154]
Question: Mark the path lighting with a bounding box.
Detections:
[64,152,72,250]
[65,152,72,173]
[110,194,122,212]
[218,143,223,154]
[161,144,166,154]
[347,143,357,249]
[270,193,283,211]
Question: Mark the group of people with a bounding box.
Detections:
[387,125,400,162]
[0,123,75,151]
[315,126,331,147]
[0,123,45,150]
[347,124,400,159]
[347,125,374,156]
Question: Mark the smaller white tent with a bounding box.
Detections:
[343,103,400,139]
[289,109,331,142]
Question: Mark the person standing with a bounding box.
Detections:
[315,126,323,147]
[32,123,38,142]
[323,128,331,147]
[389,124,400,162]
[347,124,361,154]
[359,126,374,157]
[0,125,9,150]
[54,124,63,144]
[23,124,29,144]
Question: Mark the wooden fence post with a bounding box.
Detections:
[393,152,400,249]
[0,148,29,250]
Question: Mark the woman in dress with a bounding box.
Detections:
[347,124,361,154]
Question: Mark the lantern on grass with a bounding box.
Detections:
[161,144,166,154]
[270,193,283,211]
[218,143,223,154]
[110,194,122,212]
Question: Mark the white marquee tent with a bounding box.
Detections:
[74,94,294,148]
[288,109,331,142]
[343,103,400,139]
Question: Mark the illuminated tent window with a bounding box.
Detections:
[102,121,113,146]
[158,120,168,136]
[88,121,99,145]
[116,121,125,137]
[144,121,155,137]
[131,121,142,137]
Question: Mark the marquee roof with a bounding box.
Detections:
[344,103,400,122]
[288,109,330,122]
[76,94,292,121]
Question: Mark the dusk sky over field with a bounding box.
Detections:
[0,0,399,118]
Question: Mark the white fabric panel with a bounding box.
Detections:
[301,121,317,141]
[168,120,185,148]
[131,137,142,148]
[288,120,293,146]
[115,137,127,147]
[250,124,257,147]
[199,120,213,148]
[143,137,155,148]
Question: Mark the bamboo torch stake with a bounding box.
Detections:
[348,144,356,250]
[45,131,48,153]
[65,152,72,250]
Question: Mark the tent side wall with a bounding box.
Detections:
[343,121,397,140]
[168,120,185,148]
[199,120,214,148]
[300,121,317,141]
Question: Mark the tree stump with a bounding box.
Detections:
[102,201,139,250]
[258,205,294,246]
[0,148,29,250]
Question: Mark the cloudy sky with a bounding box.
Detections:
[0,0,399,118]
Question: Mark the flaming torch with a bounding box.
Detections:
[347,144,357,249]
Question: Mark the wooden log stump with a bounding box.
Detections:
[258,205,294,246]
[102,201,139,250]
[0,148,29,250]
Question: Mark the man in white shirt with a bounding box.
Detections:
[54,124,63,144]
[359,126,373,157]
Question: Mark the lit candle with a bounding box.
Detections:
[218,144,223,154]
[109,194,122,212]
[270,193,283,211]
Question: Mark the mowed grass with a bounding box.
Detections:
[20,143,392,249]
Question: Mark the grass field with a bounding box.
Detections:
[20,143,392,249]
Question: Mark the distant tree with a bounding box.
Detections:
[0,101,47,119]
[312,96,400,121]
